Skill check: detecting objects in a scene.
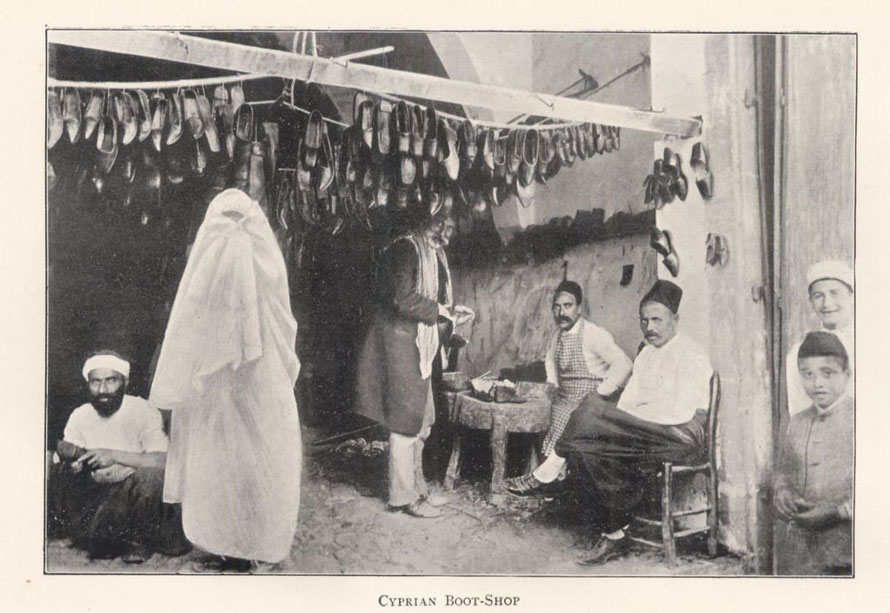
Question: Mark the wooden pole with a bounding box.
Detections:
[49,30,702,137]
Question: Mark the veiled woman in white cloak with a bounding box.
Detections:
[150,189,301,565]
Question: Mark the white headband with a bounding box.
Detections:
[82,354,130,381]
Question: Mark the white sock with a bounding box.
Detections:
[603,528,625,540]
[532,454,567,483]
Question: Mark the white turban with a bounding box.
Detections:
[807,260,854,292]
[82,354,130,381]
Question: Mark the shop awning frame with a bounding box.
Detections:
[48,30,702,138]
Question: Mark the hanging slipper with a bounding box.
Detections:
[164,91,183,146]
[650,227,679,277]
[613,126,621,151]
[691,142,714,199]
[519,129,538,187]
[232,105,254,192]
[410,104,425,158]
[536,132,555,184]
[95,113,118,175]
[47,90,64,149]
[229,83,245,116]
[302,110,325,169]
[458,120,477,169]
[111,91,138,146]
[313,129,335,197]
[215,98,235,160]
[149,93,167,152]
[506,130,522,176]
[133,90,151,143]
[372,100,393,162]
[475,129,495,182]
[391,100,411,155]
[706,233,729,266]
[82,90,105,141]
[62,89,83,144]
[575,124,587,161]
[197,90,220,153]
[180,88,203,140]
[664,148,688,201]
[438,119,460,181]
[423,105,439,160]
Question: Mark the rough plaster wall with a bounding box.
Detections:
[780,36,856,360]
[651,35,775,568]
[451,234,656,379]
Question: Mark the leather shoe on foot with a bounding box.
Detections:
[577,535,630,566]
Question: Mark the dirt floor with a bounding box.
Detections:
[46,427,747,576]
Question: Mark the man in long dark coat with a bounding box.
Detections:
[355,211,471,518]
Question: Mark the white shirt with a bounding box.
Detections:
[785,323,854,415]
[63,395,168,482]
[617,332,713,425]
[544,318,633,397]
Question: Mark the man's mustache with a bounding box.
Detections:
[557,316,571,323]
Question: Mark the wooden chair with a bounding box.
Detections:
[629,372,721,566]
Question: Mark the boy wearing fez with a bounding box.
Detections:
[774,331,853,575]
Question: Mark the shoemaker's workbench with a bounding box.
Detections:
[443,383,555,503]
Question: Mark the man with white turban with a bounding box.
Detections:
[48,351,189,563]
[150,189,302,571]
[785,260,854,415]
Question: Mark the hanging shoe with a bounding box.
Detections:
[229,83,245,116]
[313,129,335,197]
[197,91,220,153]
[133,90,151,142]
[181,88,203,139]
[423,105,439,160]
[410,104,425,158]
[302,110,324,169]
[248,140,267,201]
[112,91,138,146]
[149,92,167,152]
[372,100,393,161]
[438,119,459,181]
[357,99,375,153]
[62,88,83,144]
[575,124,588,161]
[458,119,476,168]
[82,90,105,141]
[392,101,411,154]
[47,90,63,149]
[165,91,183,145]
[536,132,555,184]
[691,141,714,199]
[519,129,538,187]
[95,113,118,174]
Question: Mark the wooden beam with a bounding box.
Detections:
[48,30,702,137]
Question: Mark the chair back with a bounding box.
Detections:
[706,372,721,463]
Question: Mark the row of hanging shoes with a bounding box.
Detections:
[268,91,623,238]
[48,85,278,225]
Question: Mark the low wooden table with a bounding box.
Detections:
[443,382,555,501]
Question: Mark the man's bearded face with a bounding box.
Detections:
[87,368,127,417]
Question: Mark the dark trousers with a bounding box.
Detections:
[48,464,190,558]
[555,394,707,532]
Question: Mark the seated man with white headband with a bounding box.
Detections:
[48,351,189,563]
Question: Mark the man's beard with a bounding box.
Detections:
[90,388,125,417]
